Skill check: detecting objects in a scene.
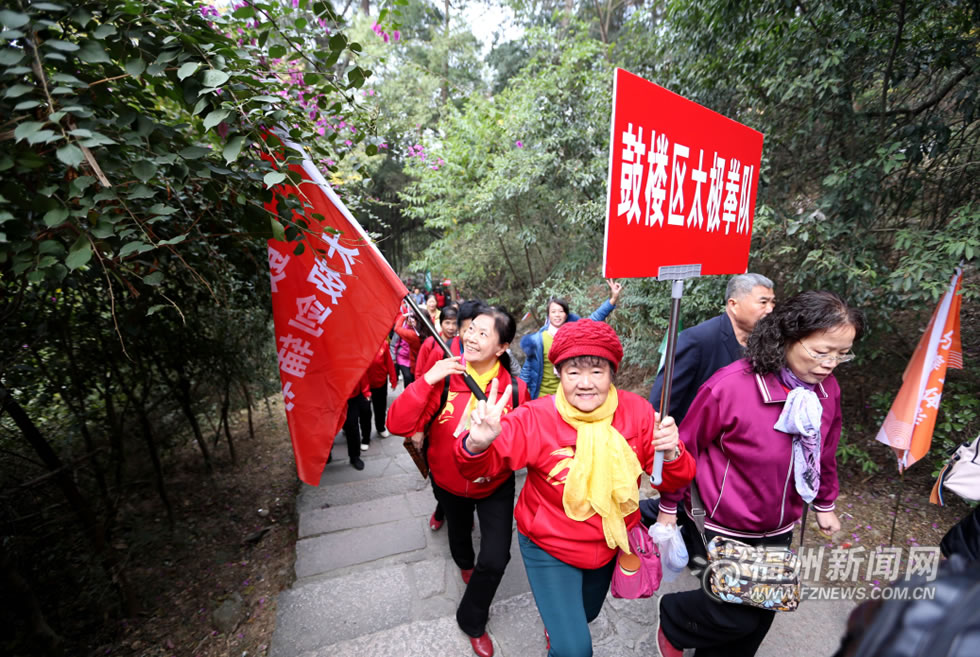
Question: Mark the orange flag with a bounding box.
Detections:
[875,268,963,472]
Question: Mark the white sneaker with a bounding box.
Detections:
[360,443,369,452]
[380,429,390,438]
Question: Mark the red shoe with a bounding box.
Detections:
[469,633,493,657]
[461,568,474,584]
[544,628,550,651]
[429,513,443,531]
[656,626,682,657]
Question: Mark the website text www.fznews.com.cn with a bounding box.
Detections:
[801,585,937,601]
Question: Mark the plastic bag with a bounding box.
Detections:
[649,521,688,582]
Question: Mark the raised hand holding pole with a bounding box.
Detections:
[403,294,487,401]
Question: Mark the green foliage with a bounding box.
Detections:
[931,371,980,475]
[0,0,370,641]
[836,428,883,475]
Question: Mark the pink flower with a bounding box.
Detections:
[393,31,401,42]
[516,140,523,148]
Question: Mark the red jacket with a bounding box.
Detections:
[392,314,421,366]
[454,390,695,570]
[414,335,460,378]
[366,341,397,389]
[387,364,530,498]
[348,372,371,400]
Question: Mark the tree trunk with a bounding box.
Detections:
[0,384,137,616]
[0,542,64,656]
[441,0,449,104]
[134,388,175,529]
[221,378,237,465]
[175,376,214,474]
[240,380,255,440]
[360,0,369,14]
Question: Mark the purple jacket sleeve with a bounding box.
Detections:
[658,383,722,514]
[813,393,842,512]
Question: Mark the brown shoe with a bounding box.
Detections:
[469,633,493,657]
[461,568,474,584]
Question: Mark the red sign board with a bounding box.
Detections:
[603,69,764,279]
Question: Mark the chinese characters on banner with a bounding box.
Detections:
[265,145,407,486]
[876,268,963,472]
[603,69,765,278]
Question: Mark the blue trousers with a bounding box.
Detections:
[518,532,616,657]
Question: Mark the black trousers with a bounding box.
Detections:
[397,364,415,386]
[369,385,388,434]
[659,528,793,657]
[342,395,371,460]
[431,473,516,638]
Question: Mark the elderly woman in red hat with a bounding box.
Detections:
[453,319,695,657]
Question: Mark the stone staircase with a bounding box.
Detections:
[269,386,856,657]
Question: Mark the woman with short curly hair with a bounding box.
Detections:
[653,290,865,657]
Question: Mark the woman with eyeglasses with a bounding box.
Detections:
[520,279,623,399]
[653,290,865,657]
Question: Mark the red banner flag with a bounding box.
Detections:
[265,144,407,485]
[875,267,964,471]
[603,68,764,279]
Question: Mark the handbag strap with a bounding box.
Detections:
[688,480,709,551]
[688,480,809,549]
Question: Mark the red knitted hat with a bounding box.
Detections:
[549,319,624,372]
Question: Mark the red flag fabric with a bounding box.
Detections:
[875,267,964,471]
[265,144,407,485]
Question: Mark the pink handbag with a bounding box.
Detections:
[610,524,662,599]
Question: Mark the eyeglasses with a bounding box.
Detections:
[798,341,855,365]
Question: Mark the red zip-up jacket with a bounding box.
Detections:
[454,390,695,570]
[387,364,529,498]
[414,335,461,378]
[366,341,397,389]
[392,314,421,367]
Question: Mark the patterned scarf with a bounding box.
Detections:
[557,385,643,553]
[774,368,823,504]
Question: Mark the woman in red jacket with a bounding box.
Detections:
[455,320,694,657]
[387,304,529,657]
[364,338,398,447]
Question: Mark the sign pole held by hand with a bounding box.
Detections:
[651,268,700,484]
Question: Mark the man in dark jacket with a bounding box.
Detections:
[648,272,775,425]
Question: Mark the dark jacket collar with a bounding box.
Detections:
[718,312,744,363]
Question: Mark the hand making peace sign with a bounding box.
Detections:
[459,378,512,455]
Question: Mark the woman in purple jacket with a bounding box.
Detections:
[654,290,865,657]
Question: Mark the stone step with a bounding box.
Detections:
[275,522,537,656]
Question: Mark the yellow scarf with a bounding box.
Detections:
[558,385,643,553]
[461,360,501,425]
